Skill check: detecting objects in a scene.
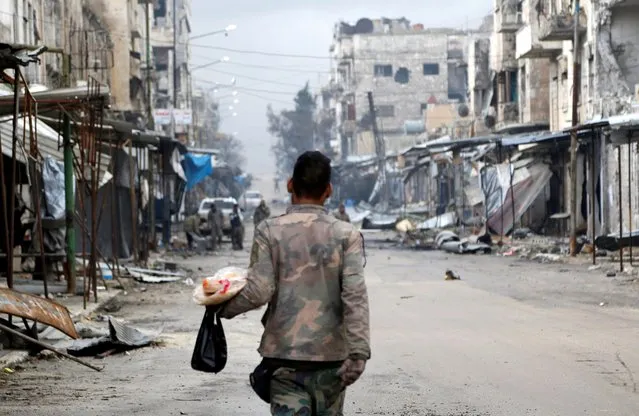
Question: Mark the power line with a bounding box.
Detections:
[194,67,305,87]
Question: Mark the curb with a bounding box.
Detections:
[0,290,123,369]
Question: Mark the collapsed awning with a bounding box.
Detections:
[0,288,78,339]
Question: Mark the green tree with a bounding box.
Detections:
[267,83,318,174]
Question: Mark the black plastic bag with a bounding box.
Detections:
[191,305,227,373]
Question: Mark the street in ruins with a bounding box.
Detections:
[1,220,639,416]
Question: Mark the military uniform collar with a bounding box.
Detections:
[286,204,327,215]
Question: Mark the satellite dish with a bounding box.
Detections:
[484,115,496,129]
[355,18,374,34]
[458,104,470,118]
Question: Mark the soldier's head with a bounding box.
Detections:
[288,151,332,205]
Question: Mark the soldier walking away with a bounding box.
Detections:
[230,203,244,250]
[220,151,370,415]
[253,199,271,227]
[334,202,351,223]
[207,203,220,251]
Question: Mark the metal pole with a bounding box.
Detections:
[590,135,596,265]
[62,54,76,295]
[499,144,504,242]
[628,135,633,265]
[7,67,20,289]
[0,322,103,372]
[618,145,624,272]
[569,0,581,256]
[145,0,154,131]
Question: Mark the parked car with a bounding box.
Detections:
[198,197,243,236]
[239,190,263,211]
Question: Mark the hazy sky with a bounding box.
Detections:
[189,0,492,178]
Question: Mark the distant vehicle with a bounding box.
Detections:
[239,190,263,211]
[198,197,243,236]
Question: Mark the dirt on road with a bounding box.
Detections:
[1,239,639,415]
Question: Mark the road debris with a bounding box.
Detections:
[444,270,461,281]
[67,316,161,358]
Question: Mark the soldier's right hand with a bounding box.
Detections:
[337,358,366,387]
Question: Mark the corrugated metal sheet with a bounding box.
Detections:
[0,288,79,339]
[0,115,111,177]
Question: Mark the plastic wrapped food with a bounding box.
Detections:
[193,267,248,306]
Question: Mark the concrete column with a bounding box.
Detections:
[91,0,132,111]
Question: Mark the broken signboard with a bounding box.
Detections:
[0,288,78,339]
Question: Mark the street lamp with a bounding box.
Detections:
[190,24,237,41]
[191,56,230,71]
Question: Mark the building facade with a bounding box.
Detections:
[150,0,192,143]
[327,18,477,158]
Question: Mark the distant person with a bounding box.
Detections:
[334,202,351,223]
[274,177,280,193]
[207,203,220,251]
[220,151,370,415]
[230,203,244,250]
[183,209,201,250]
[253,200,271,227]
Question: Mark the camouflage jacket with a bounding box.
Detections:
[253,205,271,225]
[220,204,370,362]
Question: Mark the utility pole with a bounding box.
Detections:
[569,0,581,256]
[367,92,389,209]
[145,0,155,259]
[63,54,76,294]
[162,0,178,246]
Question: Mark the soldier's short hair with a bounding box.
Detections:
[292,151,331,199]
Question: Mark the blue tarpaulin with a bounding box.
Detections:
[183,153,213,190]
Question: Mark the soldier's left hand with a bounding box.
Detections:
[337,358,366,387]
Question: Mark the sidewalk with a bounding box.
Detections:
[0,288,122,369]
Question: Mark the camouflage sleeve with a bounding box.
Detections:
[342,229,371,360]
[219,222,276,319]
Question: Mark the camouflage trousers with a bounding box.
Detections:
[270,367,345,416]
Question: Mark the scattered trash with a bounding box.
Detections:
[444,270,461,281]
[67,316,162,358]
[599,302,607,307]
[588,265,602,271]
[395,219,415,233]
[606,271,617,277]
[184,278,195,286]
[125,267,185,284]
[532,253,562,263]
[3,367,14,374]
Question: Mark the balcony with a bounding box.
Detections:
[151,26,174,48]
[341,120,357,134]
[491,33,518,71]
[516,24,562,60]
[538,12,587,42]
[495,9,523,33]
[497,102,519,126]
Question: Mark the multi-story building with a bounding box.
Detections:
[327,18,475,157]
[150,0,192,142]
[0,0,112,90]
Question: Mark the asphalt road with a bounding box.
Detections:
[1,233,639,415]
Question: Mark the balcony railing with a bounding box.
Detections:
[495,9,523,33]
[538,12,587,42]
[516,24,562,60]
[497,102,519,125]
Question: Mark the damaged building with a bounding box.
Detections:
[325,17,487,159]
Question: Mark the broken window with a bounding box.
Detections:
[394,67,410,84]
[374,64,393,77]
[420,103,428,113]
[423,63,439,75]
[376,105,395,117]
